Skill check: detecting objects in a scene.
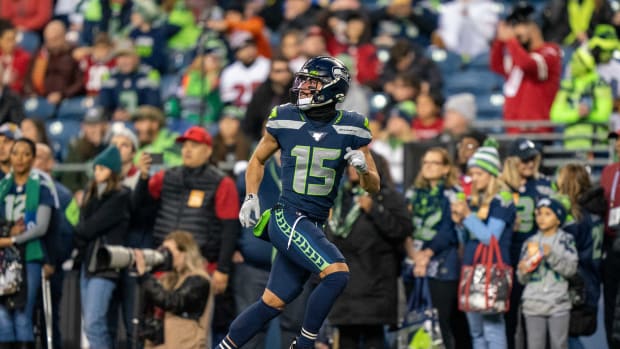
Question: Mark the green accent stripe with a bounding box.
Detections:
[274,209,329,271]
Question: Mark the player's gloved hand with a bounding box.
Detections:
[239,193,260,228]
[344,147,368,174]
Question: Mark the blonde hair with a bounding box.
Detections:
[470,175,509,220]
[413,147,459,189]
[500,155,542,190]
[160,231,209,290]
[557,164,591,221]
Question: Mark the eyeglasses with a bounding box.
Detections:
[423,160,444,166]
[458,142,477,150]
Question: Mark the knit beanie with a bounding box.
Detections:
[537,196,567,226]
[444,93,477,121]
[132,0,160,23]
[467,138,501,177]
[110,124,139,151]
[93,146,122,175]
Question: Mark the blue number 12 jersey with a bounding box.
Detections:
[266,103,372,221]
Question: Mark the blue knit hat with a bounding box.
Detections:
[467,138,501,177]
[537,196,567,225]
[93,146,122,175]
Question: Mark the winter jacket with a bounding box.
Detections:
[328,182,411,326]
[550,69,612,149]
[517,229,579,316]
[74,187,131,279]
[0,0,52,31]
[24,44,85,98]
[407,184,461,281]
[141,273,213,349]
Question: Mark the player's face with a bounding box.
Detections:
[517,156,537,178]
[535,207,559,231]
[421,151,449,182]
[296,76,323,105]
[470,167,492,191]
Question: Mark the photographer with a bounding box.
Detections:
[134,231,212,349]
[74,146,130,349]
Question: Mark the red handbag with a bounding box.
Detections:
[458,236,513,313]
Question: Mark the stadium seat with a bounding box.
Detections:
[161,74,181,101]
[443,70,504,96]
[425,47,463,75]
[467,51,490,71]
[17,31,40,54]
[58,97,96,120]
[476,93,505,120]
[47,120,81,161]
[24,97,55,120]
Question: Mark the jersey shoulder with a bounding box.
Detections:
[332,110,372,141]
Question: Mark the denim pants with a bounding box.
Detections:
[80,270,117,349]
[466,312,507,349]
[0,262,42,342]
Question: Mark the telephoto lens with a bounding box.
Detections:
[95,245,173,272]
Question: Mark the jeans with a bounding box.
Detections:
[0,262,42,342]
[80,270,117,349]
[466,312,507,349]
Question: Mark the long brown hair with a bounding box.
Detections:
[413,147,459,189]
[82,171,122,208]
[160,231,209,290]
[557,164,592,221]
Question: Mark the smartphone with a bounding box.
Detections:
[149,153,165,176]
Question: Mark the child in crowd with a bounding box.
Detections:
[517,197,578,349]
[413,92,444,141]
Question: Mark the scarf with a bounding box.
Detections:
[328,184,365,239]
[0,171,42,261]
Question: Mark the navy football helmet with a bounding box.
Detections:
[291,56,351,110]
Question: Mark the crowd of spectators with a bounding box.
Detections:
[1,0,620,348]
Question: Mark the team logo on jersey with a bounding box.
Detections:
[309,131,327,142]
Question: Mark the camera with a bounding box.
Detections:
[95,245,173,272]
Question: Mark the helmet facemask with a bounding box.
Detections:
[292,74,331,110]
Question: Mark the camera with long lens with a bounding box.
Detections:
[95,245,173,272]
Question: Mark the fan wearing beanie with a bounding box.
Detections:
[450,138,517,349]
[517,196,578,349]
[74,145,131,349]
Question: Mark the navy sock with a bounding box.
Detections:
[217,300,281,348]
[296,271,349,349]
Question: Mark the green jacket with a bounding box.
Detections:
[550,71,612,149]
[133,128,182,167]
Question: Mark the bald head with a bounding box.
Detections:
[34,143,54,174]
[44,20,67,51]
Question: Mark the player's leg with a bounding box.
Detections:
[216,237,311,349]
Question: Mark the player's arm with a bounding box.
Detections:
[357,146,380,194]
[246,131,280,195]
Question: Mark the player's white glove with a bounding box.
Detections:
[239,193,260,228]
[344,147,368,174]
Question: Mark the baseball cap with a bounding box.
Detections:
[0,123,21,140]
[176,126,212,146]
[508,138,539,161]
[83,107,106,124]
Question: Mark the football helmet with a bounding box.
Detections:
[291,56,351,110]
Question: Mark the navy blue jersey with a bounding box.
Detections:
[266,104,372,221]
[512,176,553,242]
